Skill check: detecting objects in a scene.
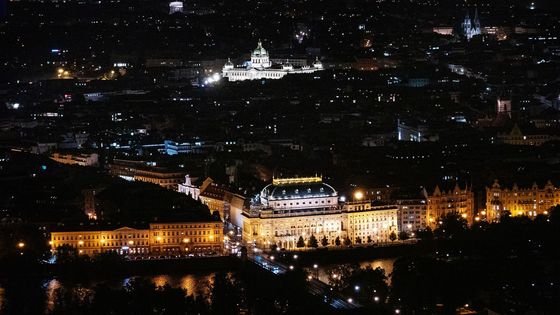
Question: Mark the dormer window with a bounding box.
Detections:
[295,189,299,194]
[307,188,312,193]
[282,190,286,195]
[320,188,324,192]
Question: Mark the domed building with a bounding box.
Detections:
[222,41,323,82]
[257,177,338,210]
[242,176,399,249]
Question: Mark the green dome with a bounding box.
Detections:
[252,40,268,57]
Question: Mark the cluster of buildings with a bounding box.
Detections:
[51,171,560,255]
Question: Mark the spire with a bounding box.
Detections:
[474,8,480,25]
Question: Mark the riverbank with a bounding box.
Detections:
[0,255,240,280]
[278,242,433,266]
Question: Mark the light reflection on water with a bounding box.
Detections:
[43,278,61,313]
[359,258,395,281]
[1,273,215,314]
[0,286,4,313]
[148,273,214,296]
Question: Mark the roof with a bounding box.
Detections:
[252,40,268,57]
[260,178,337,200]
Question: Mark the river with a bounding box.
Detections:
[0,257,396,314]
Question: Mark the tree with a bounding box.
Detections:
[55,244,80,264]
[211,272,238,315]
[296,236,305,248]
[367,235,373,244]
[308,234,318,248]
[270,243,278,252]
[389,231,397,242]
[355,236,362,244]
[335,236,341,246]
[343,237,352,246]
[347,266,389,304]
[321,235,329,247]
[398,231,409,241]
[434,212,468,240]
[416,227,434,241]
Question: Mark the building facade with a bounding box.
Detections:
[178,176,246,224]
[222,41,323,82]
[485,180,560,221]
[396,198,428,235]
[50,221,223,256]
[241,177,398,249]
[50,152,99,167]
[424,184,474,226]
[108,159,185,190]
[496,124,559,146]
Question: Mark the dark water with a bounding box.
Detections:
[0,258,395,314]
[0,272,215,314]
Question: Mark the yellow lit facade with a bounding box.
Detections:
[50,221,223,256]
[486,180,560,221]
[345,204,398,243]
[424,184,474,227]
[242,177,398,249]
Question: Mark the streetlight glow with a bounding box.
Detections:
[354,190,364,200]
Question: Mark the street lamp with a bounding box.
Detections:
[17,242,25,249]
[354,190,364,201]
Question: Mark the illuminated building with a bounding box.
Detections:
[50,221,223,256]
[496,97,512,117]
[169,1,184,14]
[178,175,201,200]
[108,159,185,190]
[462,9,481,40]
[433,27,454,36]
[496,124,559,146]
[485,180,560,221]
[345,203,398,244]
[178,176,246,224]
[424,184,474,226]
[396,199,427,234]
[222,41,323,82]
[241,177,398,249]
[50,152,99,167]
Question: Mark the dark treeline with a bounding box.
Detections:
[389,207,560,314]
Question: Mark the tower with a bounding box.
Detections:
[462,9,482,40]
[496,97,512,117]
[462,12,472,39]
[473,8,481,34]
